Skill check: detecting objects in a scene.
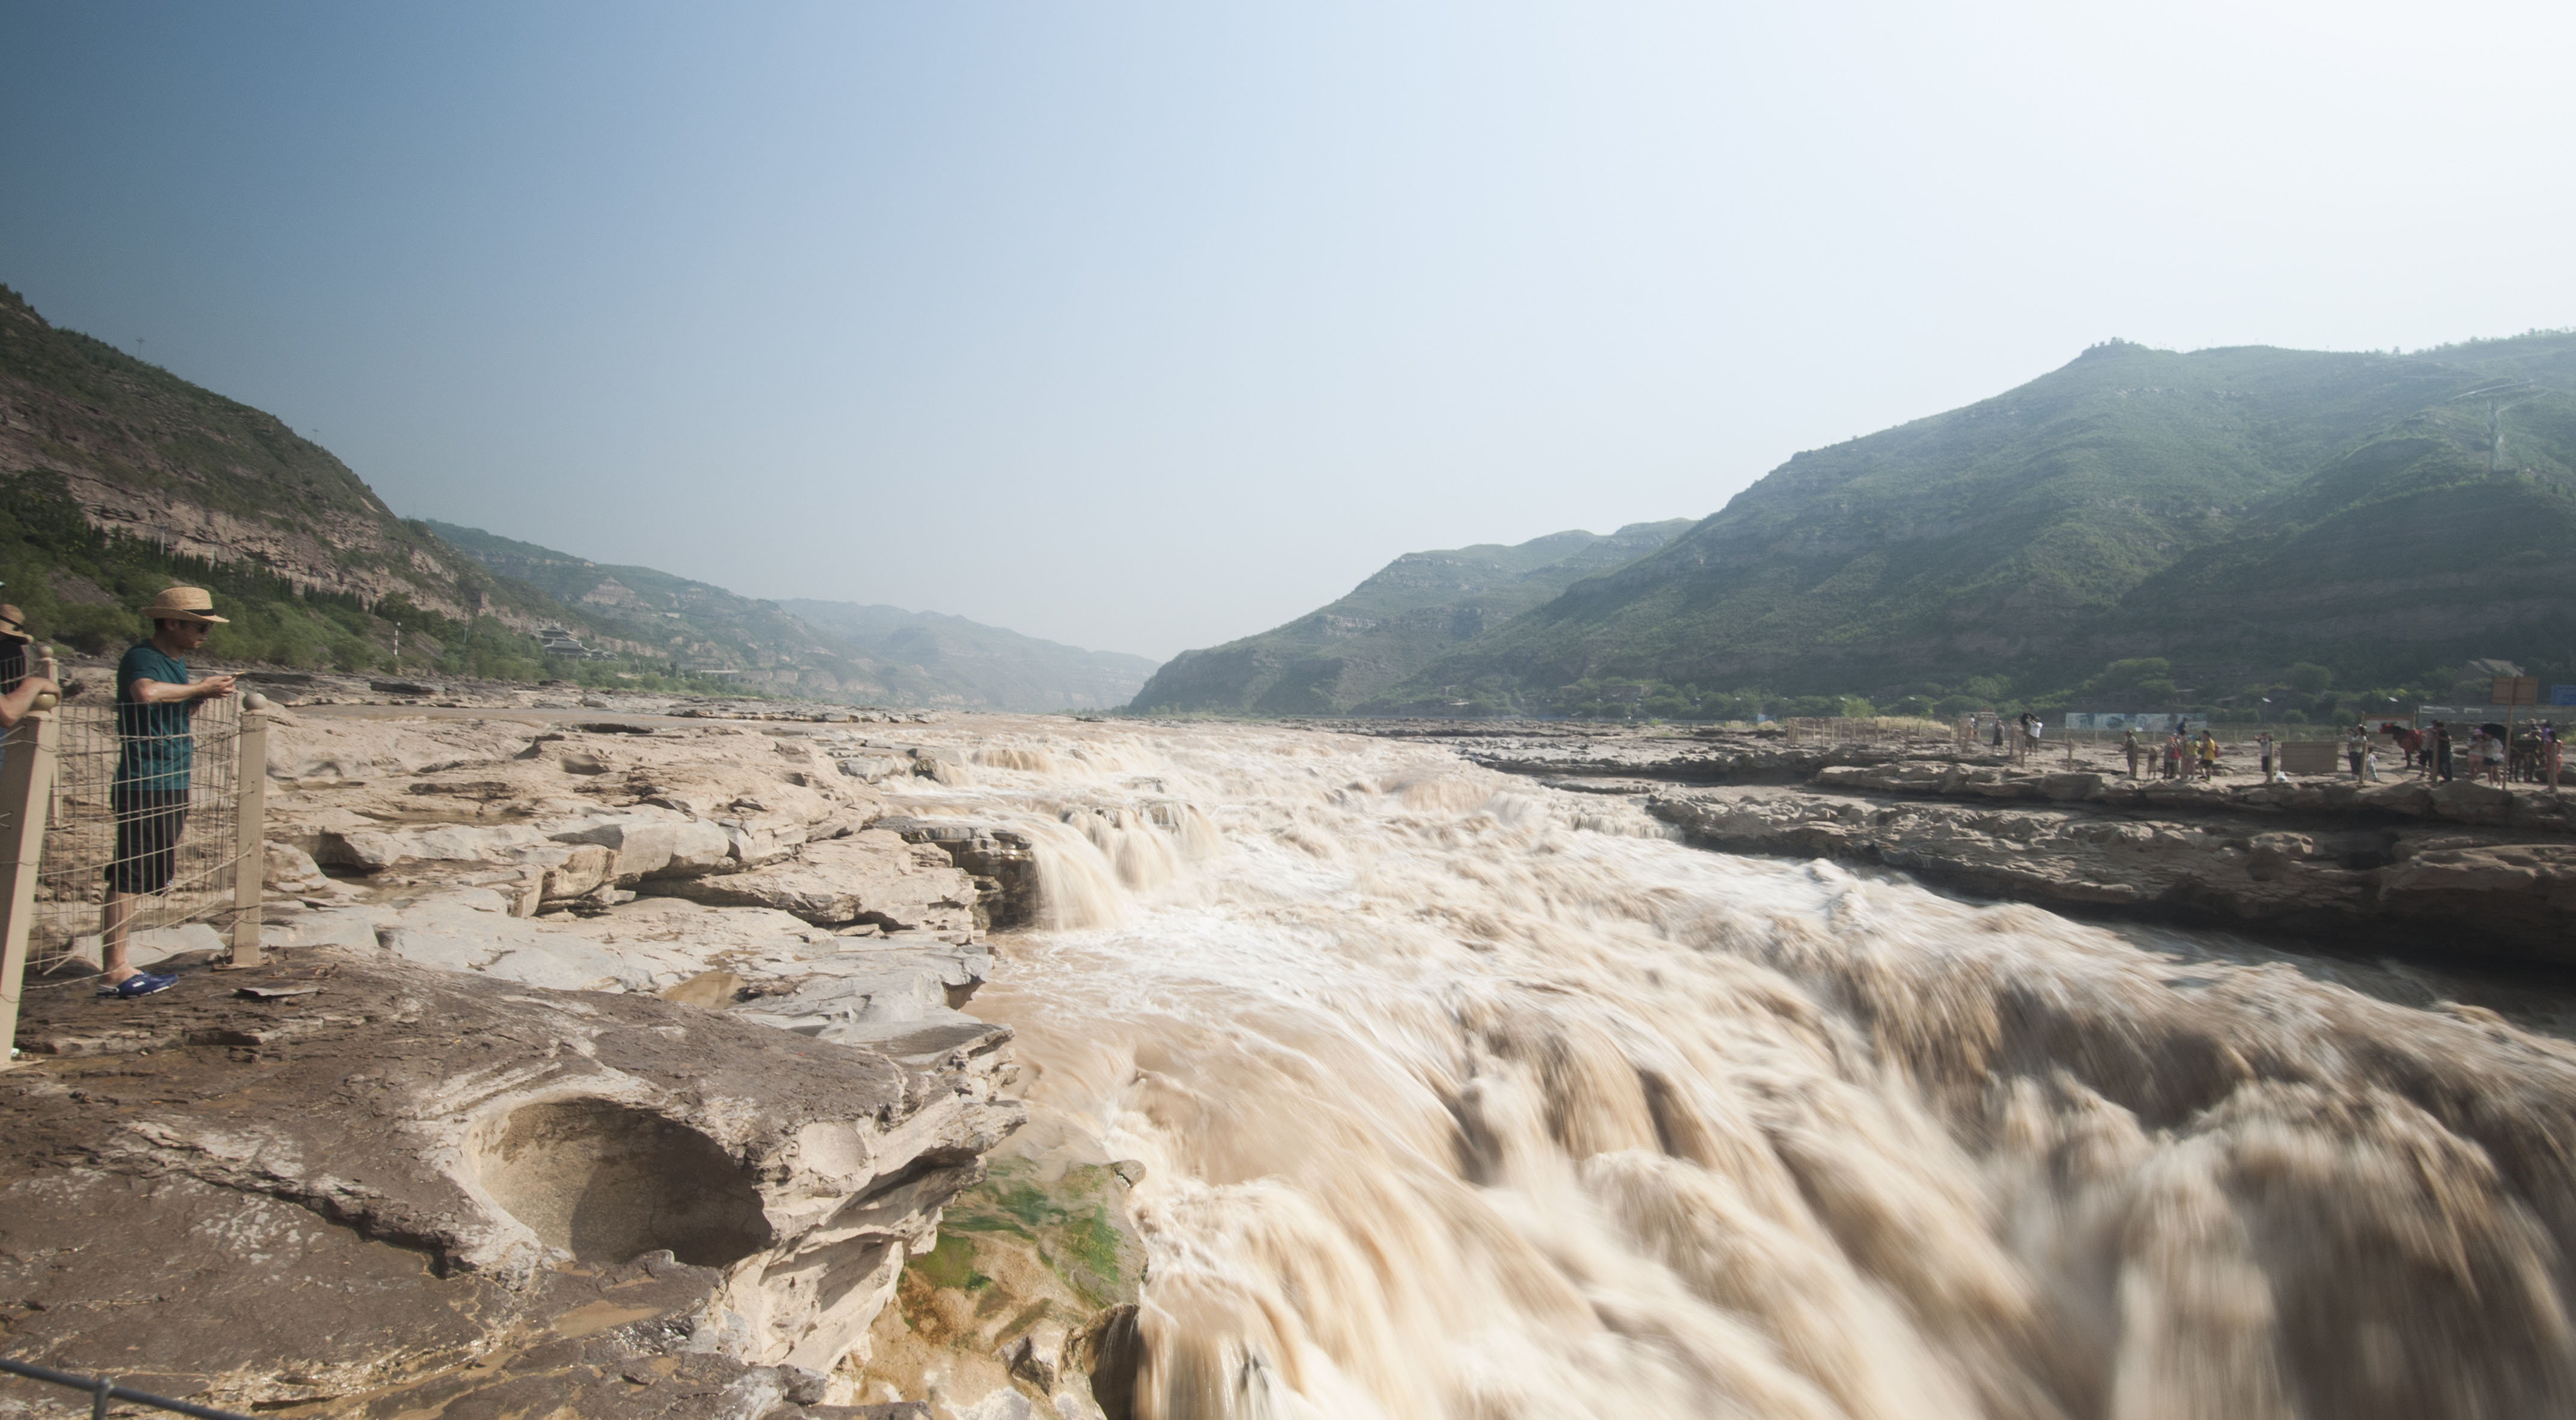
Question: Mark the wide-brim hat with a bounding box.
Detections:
[141,586,229,624]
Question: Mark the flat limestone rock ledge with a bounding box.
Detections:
[642,833,979,935]
[1805,760,2576,833]
[1460,735,1916,784]
[1425,721,2576,836]
[1648,785,2576,957]
[0,948,1024,1416]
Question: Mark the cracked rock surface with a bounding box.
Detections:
[0,950,1021,1415]
[2,699,1042,1417]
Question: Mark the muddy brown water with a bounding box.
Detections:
[309,706,2548,1418]
[844,717,2576,1419]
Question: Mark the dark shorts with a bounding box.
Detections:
[109,786,190,895]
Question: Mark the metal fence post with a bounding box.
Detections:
[228,700,268,968]
[0,711,62,1068]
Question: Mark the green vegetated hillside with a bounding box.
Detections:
[1358,333,2576,720]
[0,284,1134,706]
[778,600,1158,712]
[424,521,894,696]
[1127,520,1693,714]
[431,523,1158,710]
[0,284,708,684]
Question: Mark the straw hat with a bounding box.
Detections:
[141,586,229,624]
[0,605,23,633]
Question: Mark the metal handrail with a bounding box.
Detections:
[0,1356,257,1420]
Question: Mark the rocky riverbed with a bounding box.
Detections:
[1363,721,2576,959]
[11,703,2576,1420]
[0,694,1131,1419]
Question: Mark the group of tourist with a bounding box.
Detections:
[1967,712,2050,760]
[2384,718,2562,786]
[2121,726,2222,780]
[1981,710,2565,789]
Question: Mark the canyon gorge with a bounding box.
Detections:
[9,684,2575,1419]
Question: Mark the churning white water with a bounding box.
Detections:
[890,720,2576,1419]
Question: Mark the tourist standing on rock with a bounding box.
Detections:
[2431,721,2453,782]
[2345,724,2368,780]
[2196,729,2220,780]
[99,587,235,999]
[2124,729,2145,779]
[1990,715,2004,754]
[2482,728,2506,786]
[2163,730,2184,780]
[2256,730,2276,782]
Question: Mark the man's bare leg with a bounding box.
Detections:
[102,890,135,983]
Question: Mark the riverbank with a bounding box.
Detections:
[1371,721,2576,960]
[0,693,1065,1418]
[15,705,2576,1420]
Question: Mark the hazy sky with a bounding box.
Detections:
[4,3,2572,660]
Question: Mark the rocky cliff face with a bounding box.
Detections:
[0,286,521,626]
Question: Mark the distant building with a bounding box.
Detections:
[537,624,613,660]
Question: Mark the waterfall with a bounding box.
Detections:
[886,721,2576,1419]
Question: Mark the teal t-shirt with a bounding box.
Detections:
[115,642,193,790]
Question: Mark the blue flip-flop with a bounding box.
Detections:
[99,972,176,999]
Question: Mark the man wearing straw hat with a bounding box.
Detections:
[98,587,235,998]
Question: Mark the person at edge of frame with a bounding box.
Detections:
[0,600,65,732]
[98,587,235,1000]
[0,595,68,781]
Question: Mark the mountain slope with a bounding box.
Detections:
[423,522,882,692]
[779,601,1158,711]
[431,523,1158,709]
[0,284,668,678]
[0,284,540,621]
[1376,334,2576,709]
[1128,521,1691,714]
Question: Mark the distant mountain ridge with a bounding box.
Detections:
[1128,520,1692,714]
[1367,332,2576,714]
[430,522,1157,710]
[0,282,1153,704]
[779,600,1159,712]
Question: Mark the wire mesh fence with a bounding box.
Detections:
[25,697,247,977]
[1779,715,1955,748]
